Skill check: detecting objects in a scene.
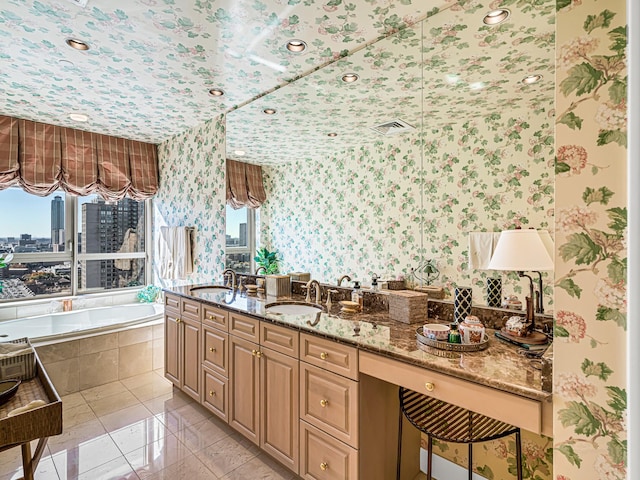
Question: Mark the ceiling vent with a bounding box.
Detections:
[65,0,89,7]
[369,118,416,136]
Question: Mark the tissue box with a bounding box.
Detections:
[0,338,36,381]
[288,272,311,282]
[388,291,428,324]
[266,275,291,298]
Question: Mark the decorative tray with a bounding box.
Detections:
[416,327,490,357]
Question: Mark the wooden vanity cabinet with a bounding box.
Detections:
[299,333,359,480]
[201,306,229,421]
[229,313,300,473]
[164,294,202,401]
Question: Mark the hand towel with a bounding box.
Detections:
[157,226,194,280]
[8,399,47,417]
[468,232,501,270]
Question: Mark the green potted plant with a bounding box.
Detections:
[254,247,280,274]
[0,253,13,293]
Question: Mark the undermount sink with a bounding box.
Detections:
[265,302,323,315]
[190,285,232,294]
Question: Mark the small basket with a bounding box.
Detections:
[386,280,406,291]
[0,337,36,381]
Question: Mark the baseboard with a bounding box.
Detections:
[420,448,487,480]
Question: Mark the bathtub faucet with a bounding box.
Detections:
[62,299,73,312]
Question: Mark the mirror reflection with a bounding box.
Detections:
[226,2,555,305]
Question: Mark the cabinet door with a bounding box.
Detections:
[202,365,228,422]
[300,421,358,480]
[202,327,228,377]
[229,335,260,445]
[260,347,299,474]
[164,311,181,387]
[182,316,201,401]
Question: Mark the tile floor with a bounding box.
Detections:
[0,370,298,480]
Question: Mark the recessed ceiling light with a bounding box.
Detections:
[285,39,307,53]
[263,108,277,115]
[341,73,359,83]
[483,9,510,25]
[521,74,543,85]
[68,113,89,122]
[445,73,460,84]
[58,59,75,68]
[65,38,90,51]
[208,88,224,97]
[469,82,485,90]
[327,133,338,137]
[234,150,246,156]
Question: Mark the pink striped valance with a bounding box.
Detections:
[0,115,158,200]
[226,159,267,209]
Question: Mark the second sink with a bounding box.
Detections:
[265,302,323,315]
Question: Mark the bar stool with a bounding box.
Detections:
[397,387,522,480]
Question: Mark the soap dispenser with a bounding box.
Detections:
[351,281,363,310]
[371,273,380,291]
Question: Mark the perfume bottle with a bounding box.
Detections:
[448,322,461,344]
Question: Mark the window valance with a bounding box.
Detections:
[0,115,158,200]
[226,159,267,209]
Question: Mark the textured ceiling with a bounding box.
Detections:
[226,0,556,165]
[0,0,442,143]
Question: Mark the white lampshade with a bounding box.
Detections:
[488,229,554,271]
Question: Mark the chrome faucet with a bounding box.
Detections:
[337,274,352,286]
[255,266,267,275]
[222,268,237,289]
[305,279,321,304]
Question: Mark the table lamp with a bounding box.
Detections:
[487,229,554,332]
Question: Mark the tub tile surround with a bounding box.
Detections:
[35,323,164,396]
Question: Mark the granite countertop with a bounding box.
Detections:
[165,284,552,403]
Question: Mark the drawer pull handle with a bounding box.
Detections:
[252,349,258,356]
[320,399,329,408]
[209,390,216,397]
[256,351,263,358]
[320,352,328,360]
[176,318,181,324]
[425,382,435,392]
[208,315,216,320]
[209,347,216,353]
[320,462,328,471]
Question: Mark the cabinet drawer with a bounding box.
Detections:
[260,322,299,357]
[181,298,201,321]
[203,304,228,331]
[301,333,358,380]
[301,363,358,447]
[202,366,228,422]
[300,421,358,480]
[359,350,546,435]
[203,327,228,377]
[164,293,180,311]
[229,313,260,343]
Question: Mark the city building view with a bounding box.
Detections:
[0,194,145,300]
[225,206,252,273]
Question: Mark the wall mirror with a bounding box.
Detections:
[226,1,555,303]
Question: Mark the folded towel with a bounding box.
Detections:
[468,232,501,270]
[7,400,46,417]
[0,347,32,359]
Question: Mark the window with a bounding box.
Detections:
[225,205,255,274]
[0,187,150,301]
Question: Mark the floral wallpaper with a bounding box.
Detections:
[0,0,439,143]
[553,1,628,479]
[153,114,226,287]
